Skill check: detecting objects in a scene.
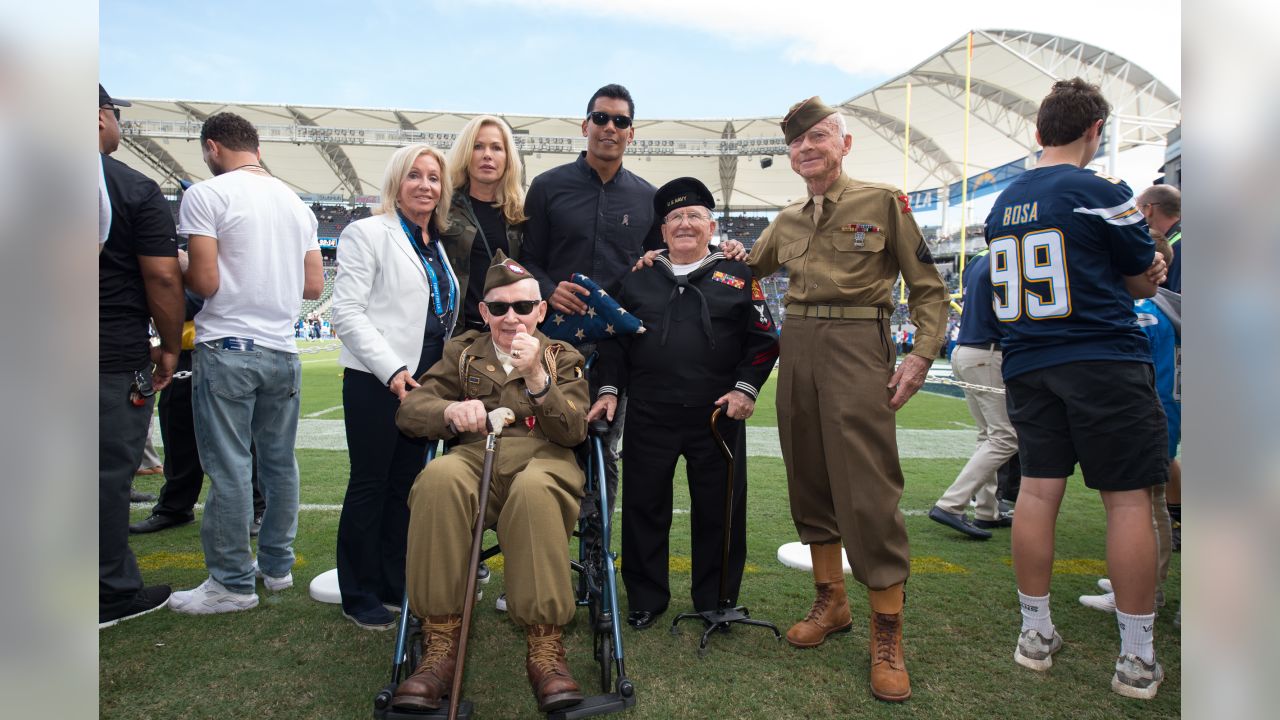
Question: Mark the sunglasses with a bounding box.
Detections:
[587,111,632,130]
[483,300,540,316]
[101,104,121,121]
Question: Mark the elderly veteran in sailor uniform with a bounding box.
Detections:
[392,252,590,714]
[588,177,779,631]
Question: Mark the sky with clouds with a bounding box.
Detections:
[99,0,1180,220]
[100,0,1180,117]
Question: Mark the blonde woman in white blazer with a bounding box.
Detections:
[330,144,460,630]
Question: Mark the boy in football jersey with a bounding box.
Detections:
[989,78,1169,700]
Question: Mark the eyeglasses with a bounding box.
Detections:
[664,210,710,226]
[483,300,540,316]
[587,111,632,130]
[101,104,121,121]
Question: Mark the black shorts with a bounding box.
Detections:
[1005,360,1168,491]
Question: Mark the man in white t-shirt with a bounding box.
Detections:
[169,112,323,615]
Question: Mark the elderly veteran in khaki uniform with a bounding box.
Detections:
[742,97,948,702]
[392,251,590,714]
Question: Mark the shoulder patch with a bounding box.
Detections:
[751,278,766,301]
[897,194,913,214]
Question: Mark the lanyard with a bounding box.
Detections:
[399,216,455,319]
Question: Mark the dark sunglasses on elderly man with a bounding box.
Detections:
[587,111,632,130]
[101,104,121,121]
[483,300,540,316]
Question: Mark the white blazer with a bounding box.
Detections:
[331,213,460,383]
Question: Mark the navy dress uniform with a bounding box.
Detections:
[594,177,779,628]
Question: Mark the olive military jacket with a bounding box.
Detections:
[747,172,949,359]
[395,328,588,449]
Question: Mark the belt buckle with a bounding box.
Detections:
[814,305,831,320]
[221,337,255,351]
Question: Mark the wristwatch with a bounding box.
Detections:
[525,372,552,399]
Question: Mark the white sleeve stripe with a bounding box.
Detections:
[734,382,758,399]
[597,386,619,398]
[1073,197,1145,226]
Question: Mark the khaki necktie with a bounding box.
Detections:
[812,195,824,226]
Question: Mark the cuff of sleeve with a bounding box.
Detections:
[385,366,408,386]
[597,386,619,398]
[733,382,758,400]
[909,340,942,361]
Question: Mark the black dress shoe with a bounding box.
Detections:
[129,514,194,534]
[974,515,1014,529]
[928,506,991,539]
[626,609,663,630]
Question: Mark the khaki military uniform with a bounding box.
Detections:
[748,173,947,590]
[395,329,589,627]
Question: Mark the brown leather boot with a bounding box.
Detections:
[868,585,911,702]
[786,542,853,648]
[391,615,462,710]
[525,624,584,712]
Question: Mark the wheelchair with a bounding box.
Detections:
[372,418,636,719]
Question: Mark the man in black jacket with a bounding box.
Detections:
[589,177,779,630]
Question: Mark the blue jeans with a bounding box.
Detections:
[192,341,301,594]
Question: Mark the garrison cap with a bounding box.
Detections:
[781,96,837,145]
[654,176,715,218]
[483,250,536,295]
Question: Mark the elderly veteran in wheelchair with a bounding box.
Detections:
[393,251,590,714]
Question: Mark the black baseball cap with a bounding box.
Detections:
[99,84,132,108]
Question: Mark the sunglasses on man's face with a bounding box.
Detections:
[587,111,632,130]
[483,300,540,316]
[101,104,121,121]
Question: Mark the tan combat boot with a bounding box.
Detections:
[868,584,911,702]
[391,615,462,710]
[786,542,853,648]
[526,624,584,713]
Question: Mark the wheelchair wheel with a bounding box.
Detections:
[594,622,613,693]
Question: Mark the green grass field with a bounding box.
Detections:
[106,343,1180,719]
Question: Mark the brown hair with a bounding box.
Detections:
[1036,78,1110,147]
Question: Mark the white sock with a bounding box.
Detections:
[1018,590,1054,637]
[1117,610,1156,663]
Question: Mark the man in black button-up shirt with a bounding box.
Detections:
[520,83,665,518]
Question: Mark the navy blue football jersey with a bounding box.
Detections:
[985,164,1155,380]
[955,251,1001,346]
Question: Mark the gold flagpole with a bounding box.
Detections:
[959,31,973,295]
[900,81,911,304]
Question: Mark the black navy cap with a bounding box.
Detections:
[653,176,715,218]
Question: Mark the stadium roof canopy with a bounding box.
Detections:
[118,29,1179,212]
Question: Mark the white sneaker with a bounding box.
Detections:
[1111,653,1164,700]
[1014,628,1063,671]
[252,560,293,592]
[1079,591,1117,613]
[1089,580,1164,610]
[495,592,508,612]
[169,577,259,615]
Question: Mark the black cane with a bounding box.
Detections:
[710,406,735,610]
[670,405,781,653]
[448,407,514,720]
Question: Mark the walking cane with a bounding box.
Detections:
[448,407,515,720]
[670,406,781,655]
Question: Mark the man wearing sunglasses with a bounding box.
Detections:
[98,83,186,628]
[393,253,590,714]
[521,83,665,521]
